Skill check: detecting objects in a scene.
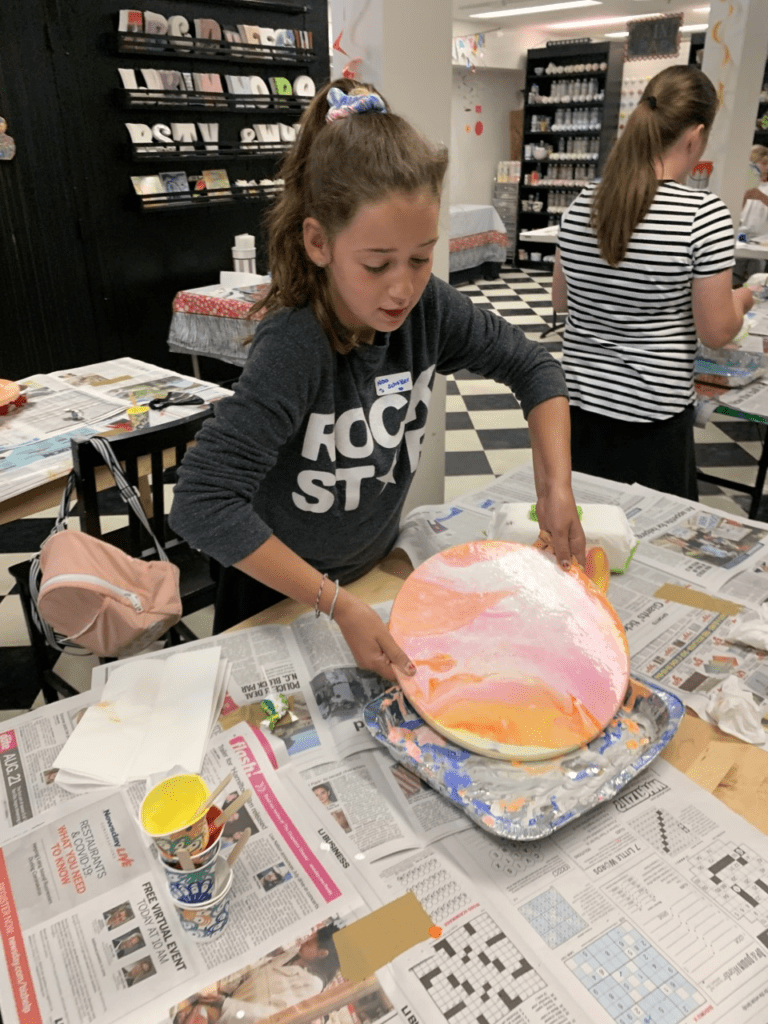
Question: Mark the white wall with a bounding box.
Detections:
[328,0,451,509]
[450,66,523,205]
[452,19,549,71]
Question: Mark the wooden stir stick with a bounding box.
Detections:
[192,772,234,821]
[177,848,195,872]
[213,790,252,829]
[226,828,251,869]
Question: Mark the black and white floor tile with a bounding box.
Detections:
[1,266,765,718]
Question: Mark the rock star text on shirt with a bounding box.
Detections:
[292,365,435,513]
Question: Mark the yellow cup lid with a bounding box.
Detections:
[140,774,209,835]
[126,405,149,415]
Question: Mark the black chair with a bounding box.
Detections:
[9,408,215,705]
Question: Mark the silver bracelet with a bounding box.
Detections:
[328,579,340,621]
[314,572,328,618]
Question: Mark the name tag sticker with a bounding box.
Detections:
[375,372,412,397]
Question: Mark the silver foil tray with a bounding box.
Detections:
[364,677,684,840]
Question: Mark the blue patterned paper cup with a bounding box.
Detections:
[163,856,219,904]
[169,858,233,942]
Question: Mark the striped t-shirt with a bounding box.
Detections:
[558,180,734,423]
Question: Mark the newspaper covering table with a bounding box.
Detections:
[0,358,230,505]
[1,588,768,1023]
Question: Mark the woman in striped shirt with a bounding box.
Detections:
[552,65,754,499]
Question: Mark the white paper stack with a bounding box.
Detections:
[53,647,229,792]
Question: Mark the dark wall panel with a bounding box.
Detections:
[0,0,329,380]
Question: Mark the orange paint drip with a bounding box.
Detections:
[429,926,443,939]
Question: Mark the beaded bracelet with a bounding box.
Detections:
[314,572,329,617]
[328,579,340,621]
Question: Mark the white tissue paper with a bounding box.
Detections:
[53,647,229,791]
[702,675,767,746]
[725,605,768,651]
[489,503,638,572]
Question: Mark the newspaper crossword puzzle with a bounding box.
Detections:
[411,912,546,1023]
[396,856,467,924]
[566,922,705,1024]
[519,888,587,949]
[632,807,693,857]
[689,838,768,935]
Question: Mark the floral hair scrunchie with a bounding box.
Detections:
[326,86,388,122]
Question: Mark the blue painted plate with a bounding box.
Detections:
[364,676,684,841]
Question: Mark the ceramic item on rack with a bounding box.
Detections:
[388,541,629,761]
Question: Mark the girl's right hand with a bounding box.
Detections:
[333,592,416,683]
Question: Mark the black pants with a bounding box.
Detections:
[570,404,698,500]
[212,562,286,634]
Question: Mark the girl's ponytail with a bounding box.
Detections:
[591,66,717,267]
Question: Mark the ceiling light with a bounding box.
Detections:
[604,30,628,37]
[548,13,663,28]
[680,23,710,32]
[470,1,601,19]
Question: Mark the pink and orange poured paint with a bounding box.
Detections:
[389,541,629,761]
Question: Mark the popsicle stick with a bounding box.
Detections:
[194,772,234,820]
[177,848,195,871]
[213,790,252,828]
[226,828,251,869]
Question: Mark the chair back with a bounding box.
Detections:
[70,409,212,557]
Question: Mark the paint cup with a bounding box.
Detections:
[170,858,233,941]
[126,405,149,430]
[140,774,210,864]
[163,853,220,904]
[163,805,224,870]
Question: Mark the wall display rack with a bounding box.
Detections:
[0,0,330,382]
[116,30,313,63]
[114,10,320,217]
[120,90,311,113]
[516,40,624,270]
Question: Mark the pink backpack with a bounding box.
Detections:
[31,437,182,659]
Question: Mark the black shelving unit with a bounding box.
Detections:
[516,40,623,270]
[114,14,321,218]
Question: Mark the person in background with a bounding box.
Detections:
[552,65,754,500]
[170,77,585,677]
[735,144,768,284]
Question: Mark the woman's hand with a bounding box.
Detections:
[536,485,586,568]
[333,592,416,683]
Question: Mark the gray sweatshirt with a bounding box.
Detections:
[170,274,567,582]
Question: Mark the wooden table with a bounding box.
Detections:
[231,550,768,836]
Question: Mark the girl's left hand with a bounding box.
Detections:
[536,486,586,568]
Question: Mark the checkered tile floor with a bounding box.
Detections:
[1,266,765,717]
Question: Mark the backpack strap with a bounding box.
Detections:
[87,436,170,562]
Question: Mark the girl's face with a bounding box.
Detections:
[305,190,439,333]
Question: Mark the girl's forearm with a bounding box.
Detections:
[234,535,345,617]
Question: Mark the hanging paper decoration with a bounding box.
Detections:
[342,58,362,80]
[453,32,486,69]
[333,31,348,55]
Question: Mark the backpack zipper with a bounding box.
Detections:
[38,574,144,612]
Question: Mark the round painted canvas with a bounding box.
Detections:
[389,541,629,761]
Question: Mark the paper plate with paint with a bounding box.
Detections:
[389,540,629,761]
